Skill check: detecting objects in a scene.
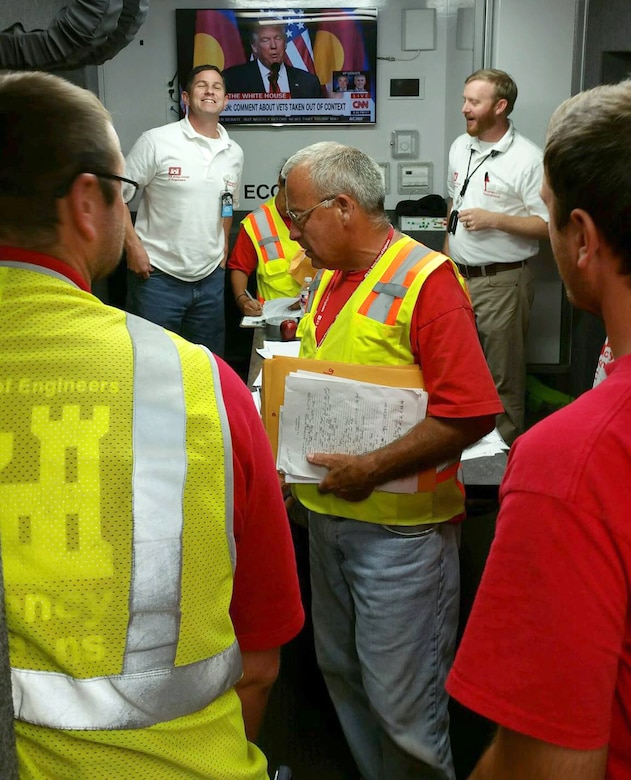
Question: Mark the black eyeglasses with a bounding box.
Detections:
[55,172,140,200]
[287,197,335,229]
[93,173,140,200]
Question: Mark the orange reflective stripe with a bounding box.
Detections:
[380,239,417,282]
[247,214,264,254]
[403,251,441,289]
[357,289,377,316]
[259,204,282,264]
[384,251,442,325]
[436,461,460,483]
[384,297,403,326]
[246,205,282,264]
[357,241,418,316]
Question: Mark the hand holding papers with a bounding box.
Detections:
[277,371,428,493]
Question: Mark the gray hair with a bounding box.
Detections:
[281,142,388,225]
[544,80,631,273]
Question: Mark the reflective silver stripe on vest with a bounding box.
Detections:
[11,315,241,730]
[125,314,187,673]
[12,645,241,730]
[363,244,439,324]
[199,345,236,570]
[250,210,282,261]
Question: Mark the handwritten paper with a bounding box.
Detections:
[277,371,428,493]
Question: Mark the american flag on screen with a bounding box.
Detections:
[258,8,316,74]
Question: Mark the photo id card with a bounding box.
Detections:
[221,191,233,218]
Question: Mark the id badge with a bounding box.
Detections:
[221,191,233,218]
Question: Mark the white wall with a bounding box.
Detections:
[491,0,577,146]
[99,0,579,363]
[100,0,476,211]
[488,0,578,365]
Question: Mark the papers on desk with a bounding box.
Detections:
[251,340,302,388]
[277,371,428,493]
[461,428,508,460]
[240,315,265,328]
[258,340,302,359]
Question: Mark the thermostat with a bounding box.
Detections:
[397,162,432,194]
[391,129,419,159]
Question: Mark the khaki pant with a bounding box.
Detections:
[466,264,534,446]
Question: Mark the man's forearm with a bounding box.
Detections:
[491,213,549,240]
[468,727,607,780]
[124,207,152,278]
[234,648,281,741]
[222,216,233,265]
[364,414,494,485]
[443,199,453,255]
[123,207,141,252]
[310,414,496,502]
[231,268,249,299]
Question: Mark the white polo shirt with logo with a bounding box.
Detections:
[446,121,548,268]
[125,117,243,281]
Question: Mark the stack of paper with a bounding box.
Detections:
[277,371,428,494]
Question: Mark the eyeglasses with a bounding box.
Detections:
[55,172,140,201]
[286,197,334,229]
[93,173,140,201]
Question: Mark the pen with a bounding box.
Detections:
[237,288,264,316]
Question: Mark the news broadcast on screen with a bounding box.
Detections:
[176,8,378,125]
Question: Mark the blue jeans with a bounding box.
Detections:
[308,513,459,780]
[127,267,226,357]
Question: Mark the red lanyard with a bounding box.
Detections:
[314,226,395,345]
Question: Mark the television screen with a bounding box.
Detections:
[175,8,378,126]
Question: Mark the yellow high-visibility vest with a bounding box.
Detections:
[242,198,303,301]
[295,236,467,526]
[0,260,267,779]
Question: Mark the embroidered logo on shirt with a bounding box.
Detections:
[167,167,189,182]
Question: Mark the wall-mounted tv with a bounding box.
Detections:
[175,8,378,126]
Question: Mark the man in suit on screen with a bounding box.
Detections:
[224,22,322,98]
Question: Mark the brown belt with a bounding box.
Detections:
[456,260,525,279]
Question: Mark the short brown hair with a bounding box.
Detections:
[0,70,118,247]
[545,80,631,273]
[184,64,225,94]
[465,68,518,115]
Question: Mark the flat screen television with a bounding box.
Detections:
[175,8,378,126]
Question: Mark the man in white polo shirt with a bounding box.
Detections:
[124,65,243,358]
[444,68,549,445]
